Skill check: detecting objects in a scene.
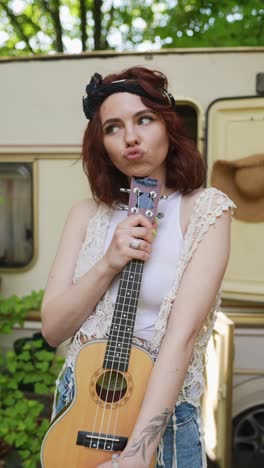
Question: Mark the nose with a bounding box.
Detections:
[124,125,140,147]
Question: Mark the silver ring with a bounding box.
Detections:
[129,239,141,250]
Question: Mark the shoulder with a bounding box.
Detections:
[69,197,98,220]
[198,187,237,216]
[183,186,236,215]
[64,197,99,242]
[181,187,236,235]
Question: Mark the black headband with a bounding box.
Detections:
[82,72,176,120]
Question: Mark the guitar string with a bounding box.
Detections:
[110,192,153,449]
[88,253,135,447]
[110,259,143,446]
[88,244,136,450]
[88,268,133,449]
[89,192,141,447]
[101,189,144,449]
[104,259,142,449]
[102,257,136,450]
[90,188,155,451]
[91,203,138,449]
[100,194,144,450]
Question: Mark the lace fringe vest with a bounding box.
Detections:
[66,187,236,407]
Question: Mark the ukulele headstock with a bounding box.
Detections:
[120,177,162,223]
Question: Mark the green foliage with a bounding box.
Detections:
[0,290,64,467]
[0,0,263,56]
[0,383,49,466]
[0,290,44,334]
[4,337,64,395]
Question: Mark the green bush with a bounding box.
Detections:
[0,290,44,334]
[0,291,64,468]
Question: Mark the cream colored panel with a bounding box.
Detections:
[1,158,89,297]
[206,97,264,302]
[0,51,262,149]
[202,312,234,468]
[225,119,263,158]
[38,158,90,284]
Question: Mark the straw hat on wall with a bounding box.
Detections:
[211,154,264,222]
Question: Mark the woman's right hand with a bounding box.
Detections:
[102,214,156,273]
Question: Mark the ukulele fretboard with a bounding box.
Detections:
[103,258,144,372]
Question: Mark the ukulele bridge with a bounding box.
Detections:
[76,431,128,451]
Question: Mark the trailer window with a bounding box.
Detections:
[175,104,198,144]
[0,162,33,269]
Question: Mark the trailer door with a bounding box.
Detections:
[206,96,264,303]
[205,95,264,467]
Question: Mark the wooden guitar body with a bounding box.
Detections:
[41,340,155,468]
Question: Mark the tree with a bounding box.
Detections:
[0,0,263,57]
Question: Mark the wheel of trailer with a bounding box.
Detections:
[232,405,264,468]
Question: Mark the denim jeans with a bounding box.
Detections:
[156,402,203,468]
[53,367,203,468]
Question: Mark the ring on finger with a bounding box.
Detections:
[129,239,141,250]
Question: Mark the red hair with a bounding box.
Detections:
[82,66,206,205]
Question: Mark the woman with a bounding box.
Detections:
[41,67,236,468]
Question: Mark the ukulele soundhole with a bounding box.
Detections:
[95,371,127,403]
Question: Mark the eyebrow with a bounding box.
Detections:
[102,109,156,128]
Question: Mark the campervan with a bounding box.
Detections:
[1,48,264,468]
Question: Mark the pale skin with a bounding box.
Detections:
[41,92,232,467]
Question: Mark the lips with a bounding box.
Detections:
[123,148,144,160]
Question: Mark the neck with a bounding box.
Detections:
[161,187,175,197]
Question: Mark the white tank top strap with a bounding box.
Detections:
[159,191,184,241]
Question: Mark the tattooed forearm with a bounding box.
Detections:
[124,408,172,461]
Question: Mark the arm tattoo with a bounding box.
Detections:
[124,408,172,461]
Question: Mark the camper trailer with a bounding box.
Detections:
[0,47,264,468]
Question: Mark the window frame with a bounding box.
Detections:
[173,98,204,154]
[0,156,38,273]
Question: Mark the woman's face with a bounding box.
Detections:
[100,92,169,183]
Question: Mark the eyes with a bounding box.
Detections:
[139,115,154,126]
[103,114,155,135]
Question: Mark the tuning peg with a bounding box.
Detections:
[156,212,165,219]
[120,188,130,193]
[160,195,168,200]
[145,209,153,217]
[117,205,129,211]
[133,187,141,195]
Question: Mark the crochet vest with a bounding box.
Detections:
[66,187,236,407]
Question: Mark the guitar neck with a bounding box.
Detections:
[103,258,144,372]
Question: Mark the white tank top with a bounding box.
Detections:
[103,191,185,340]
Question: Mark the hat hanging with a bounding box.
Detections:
[211,154,264,223]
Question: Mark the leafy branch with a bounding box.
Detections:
[0,0,35,52]
[0,289,44,334]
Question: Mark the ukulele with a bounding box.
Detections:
[41,176,162,468]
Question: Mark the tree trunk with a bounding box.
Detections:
[93,0,102,50]
[79,0,88,51]
[38,0,64,52]
[52,0,64,52]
